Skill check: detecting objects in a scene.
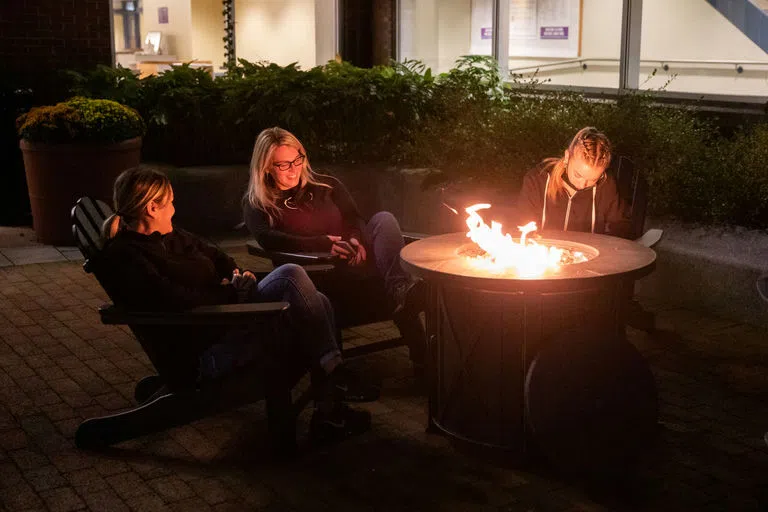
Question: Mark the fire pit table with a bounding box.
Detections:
[401,230,658,472]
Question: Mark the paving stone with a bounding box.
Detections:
[169,497,213,511]
[0,480,44,510]
[1,247,67,266]
[10,447,50,471]
[24,464,68,492]
[65,467,110,494]
[107,471,153,500]
[128,492,171,512]
[191,477,235,505]
[147,476,195,503]
[0,428,28,450]
[80,488,130,511]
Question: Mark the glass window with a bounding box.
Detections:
[399,0,492,74]
[507,0,622,90]
[639,0,768,97]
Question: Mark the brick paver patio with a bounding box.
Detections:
[0,244,766,511]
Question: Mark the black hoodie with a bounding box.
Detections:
[516,166,633,239]
[96,228,240,388]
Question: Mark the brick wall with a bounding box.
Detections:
[0,0,112,97]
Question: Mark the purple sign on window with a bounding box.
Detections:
[540,26,568,39]
[158,7,169,24]
[481,27,493,40]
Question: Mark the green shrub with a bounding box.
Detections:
[16,97,145,144]
[59,58,768,228]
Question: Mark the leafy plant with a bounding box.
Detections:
[16,96,145,144]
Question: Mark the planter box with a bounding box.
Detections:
[20,137,142,245]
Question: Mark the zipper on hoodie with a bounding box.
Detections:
[563,196,573,230]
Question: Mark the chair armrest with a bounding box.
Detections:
[99,301,290,326]
[635,228,663,249]
[246,240,335,264]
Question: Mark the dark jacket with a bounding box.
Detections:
[517,166,633,239]
[97,228,240,388]
[243,175,366,252]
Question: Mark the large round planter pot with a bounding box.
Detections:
[19,137,142,245]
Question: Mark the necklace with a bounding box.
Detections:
[284,191,313,210]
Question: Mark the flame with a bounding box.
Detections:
[464,203,586,277]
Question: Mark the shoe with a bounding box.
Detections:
[326,363,381,403]
[309,402,371,445]
[392,278,426,317]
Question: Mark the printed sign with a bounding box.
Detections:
[540,26,569,39]
[481,27,493,40]
[158,7,168,24]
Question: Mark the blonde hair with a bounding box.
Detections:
[542,127,612,202]
[102,166,173,240]
[245,127,330,224]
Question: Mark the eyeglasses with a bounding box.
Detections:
[272,154,305,171]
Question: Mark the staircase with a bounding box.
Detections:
[706,0,768,53]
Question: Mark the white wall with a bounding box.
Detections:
[191,0,225,70]
[235,0,316,69]
[400,0,472,73]
[315,0,336,65]
[507,0,768,95]
[142,0,193,59]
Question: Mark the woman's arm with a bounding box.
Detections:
[176,228,238,280]
[242,200,333,252]
[101,244,238,311]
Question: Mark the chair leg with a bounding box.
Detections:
[134,375,164,403]
[75,391,199,450]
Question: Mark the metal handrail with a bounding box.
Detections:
[509,57,768,74]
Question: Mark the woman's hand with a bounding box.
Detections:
[327,235,354,260]
[348,237,367,266]
[230,268,256,302]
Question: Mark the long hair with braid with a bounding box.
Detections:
[542,127,612,202]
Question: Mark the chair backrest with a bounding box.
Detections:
[71,197,113,272]
[612,156,649,241]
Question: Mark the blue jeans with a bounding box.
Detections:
[199,264,340,380]
[363,211,412,302]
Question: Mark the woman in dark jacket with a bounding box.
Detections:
[242,127,426,374]
[517,127,632,239]
[99,166,373,444]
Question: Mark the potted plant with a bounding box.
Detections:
[16,97,145,244]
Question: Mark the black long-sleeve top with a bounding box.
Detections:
[243,175,366,252]
[99,228,239,312]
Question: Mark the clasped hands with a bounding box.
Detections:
[328,235,366,266]
[221,268,257,300]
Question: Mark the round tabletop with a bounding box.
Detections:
[400,231,656,292]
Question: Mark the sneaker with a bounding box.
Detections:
[309,402,371,445]
[327,363,381,403]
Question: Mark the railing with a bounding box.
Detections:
[509,57,768,76]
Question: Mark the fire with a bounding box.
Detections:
[464,203,586,277]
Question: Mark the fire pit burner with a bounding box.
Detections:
[400,231,657,469]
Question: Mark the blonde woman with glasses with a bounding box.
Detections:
[243,127,426,377]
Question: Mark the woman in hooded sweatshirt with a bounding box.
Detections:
[516,127,632,239]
